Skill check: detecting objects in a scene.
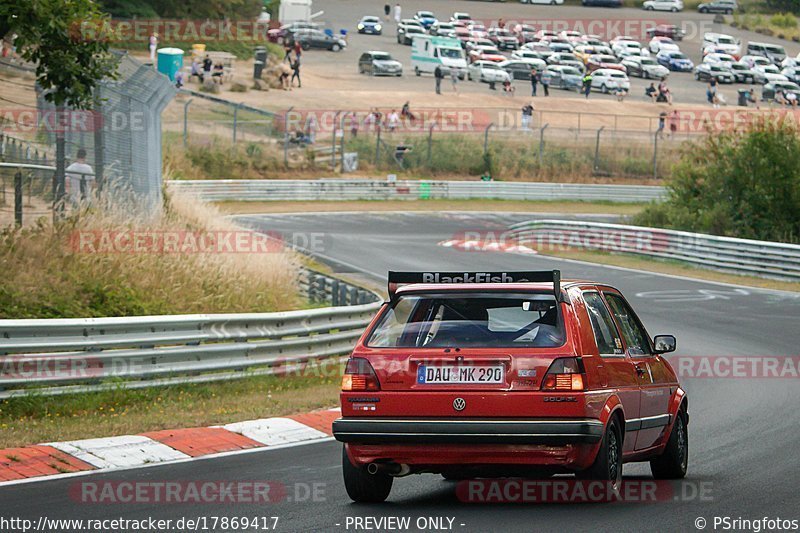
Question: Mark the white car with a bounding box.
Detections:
[521,0,565,4]
[643,0,684,11]
[649,37,680,54]
[703,52,736,67]
[740,55,772,69]
[621,56,670,79]
[507,54,547,70]
[467,60,512,83]
[753,64,789,84]
[702,32,741,57]
[612,41,643,58]
[512,50,546,62]
[589,69,631,93]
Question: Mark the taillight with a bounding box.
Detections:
[541,357,587,391]
[341,357,381,391]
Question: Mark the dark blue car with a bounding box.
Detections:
[656,50,694,71]
[357,16,383,35]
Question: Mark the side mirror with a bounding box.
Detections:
[653,334,676,354]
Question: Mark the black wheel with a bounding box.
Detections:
[332,43,341,52]
[342,447,393,503]
[644,70,650,79]
[578,417,623,492]
[699,7,707,12]
[671,7,678,11]
[650,410,688,479]
[301,42,310,51]
[646,5,654,10]
[601,84,608,93]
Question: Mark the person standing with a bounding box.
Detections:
[451,68,459,93]
[202,55,213,81]
[394,3,402,24]
[388,109,400,132]
[530,68,538,96]
[149,33,158,62]
[521,102,534,130]
[540,69,550,97]
[657,110,667,139]
[668,110,679,138]
[66,148,95,206]
[291,55,301,88]
[582,72,592,99]
[384,4,391,21]
[434,65,444,94]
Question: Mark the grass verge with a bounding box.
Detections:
[214,199,647,216]
[0,373,341,449]
[539,248,800,292]
[0,189,301,318]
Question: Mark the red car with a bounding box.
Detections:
[333,270,688,503]
[587,54,628,73]
[468,45,506,63]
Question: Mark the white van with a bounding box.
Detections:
[411,35,467,78]
[702,32,741,57]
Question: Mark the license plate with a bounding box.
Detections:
[417,365,505,384]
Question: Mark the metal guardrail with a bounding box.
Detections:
[167,179,665,204]
[509,219,800,281]
[0,271,383,398]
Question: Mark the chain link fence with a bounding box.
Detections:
[36,52,176,214]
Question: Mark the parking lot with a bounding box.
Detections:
[292,0,800,107]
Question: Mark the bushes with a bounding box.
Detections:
[634,118,800,243]
[770,12,798,28]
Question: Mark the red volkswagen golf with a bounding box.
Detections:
[333,271,688,503]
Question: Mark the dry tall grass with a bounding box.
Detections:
[0,189,301,318]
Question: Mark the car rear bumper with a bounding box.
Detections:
[332,417,604,445]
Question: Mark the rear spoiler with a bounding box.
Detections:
[387,270,563,302]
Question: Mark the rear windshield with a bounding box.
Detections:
[366,292,565,348]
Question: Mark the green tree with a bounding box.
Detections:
[764,0,800,15]
[635,118,800,243]
[0,0,118,208]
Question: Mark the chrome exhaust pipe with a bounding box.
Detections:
[367,462,411,477]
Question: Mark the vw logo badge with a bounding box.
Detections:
[452,397,466,411]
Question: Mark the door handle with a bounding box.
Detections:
[635,364,646,376]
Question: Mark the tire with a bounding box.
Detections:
[650,410,688,479]
[601,83,608,93]
[695,72,700,80]
[342,447,393,503]
[699,7,707,12]
[332,43,341,52]
[644,70,650,79]
[301,42,310,51]
[578,417,623,492]
[646,5,654,10]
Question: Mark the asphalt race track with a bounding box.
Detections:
[2,212,799,532]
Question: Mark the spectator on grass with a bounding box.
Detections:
[400,101,415,122]
[503,78,515,96]
[202,55,213,80]
[190,59,203,83]
[388,109,400,132]
[66,148,95,206]
[645,82,658,103]
[521,102,534,130]
[659,79,673,105]
[434,65,444,94]
[212,62,225,84]
[539,69,550,97]
[657,111,667,139]
[669,110,679,137]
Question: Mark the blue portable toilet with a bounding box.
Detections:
[156,47,184,81]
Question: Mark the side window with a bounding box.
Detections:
[604,293,652,356]
[582,292,623,356]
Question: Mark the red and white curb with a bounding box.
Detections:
[439,238,538,255]
[0,408,340,485]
